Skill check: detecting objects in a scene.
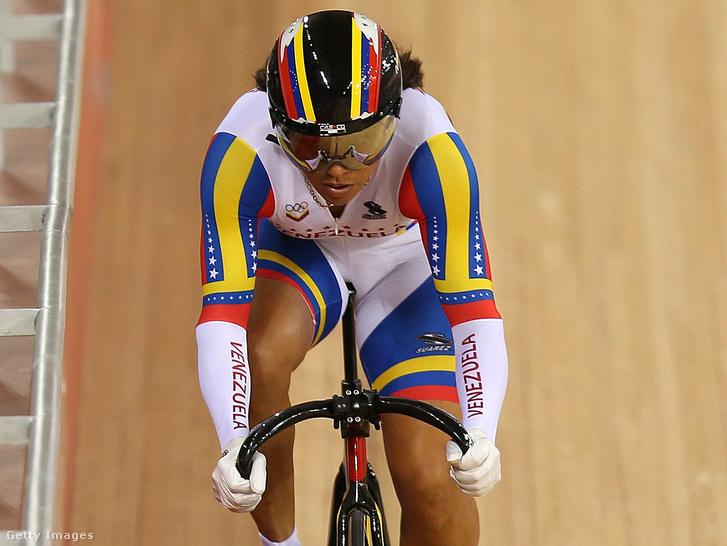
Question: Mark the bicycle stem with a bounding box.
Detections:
[343,282,358,384]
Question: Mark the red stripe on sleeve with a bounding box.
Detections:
[258,188,276,218]
[197,303,251,328]
[398,165,426,229]
[442,300,501,326]
[200,225,207,284]
[484,237,494,279]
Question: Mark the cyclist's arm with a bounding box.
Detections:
[399,131,508,441]
[196,131,274,450]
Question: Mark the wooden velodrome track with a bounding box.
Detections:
[63,1,727,544]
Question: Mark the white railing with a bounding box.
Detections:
[0,0,86,543]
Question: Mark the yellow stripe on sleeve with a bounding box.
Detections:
[433,277,494,295]
[427,134,494,294]
[202,138,256,297]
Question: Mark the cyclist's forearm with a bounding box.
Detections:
[196,320,252,449]
[452,318,509,441]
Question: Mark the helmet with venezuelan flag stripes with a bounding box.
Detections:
[266,10,403,173]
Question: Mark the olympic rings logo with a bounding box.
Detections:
[285,201,310,222]
[285,201,309,213]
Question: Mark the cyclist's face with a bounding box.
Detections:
[304,161,378,207]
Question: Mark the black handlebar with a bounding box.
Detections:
[236,283,473,480]
[236,391,472,479]
[236,400,334,478]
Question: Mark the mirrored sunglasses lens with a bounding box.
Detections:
[277,116,396,172]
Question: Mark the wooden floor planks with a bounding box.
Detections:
[67,1,727,544]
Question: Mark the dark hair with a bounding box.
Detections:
[398,49,424,90]
[254,47,424,92]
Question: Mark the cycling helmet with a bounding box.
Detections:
[266,10,402,173]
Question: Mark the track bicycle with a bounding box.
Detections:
[237,284,473,546]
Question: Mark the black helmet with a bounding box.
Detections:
[266,10,402,138]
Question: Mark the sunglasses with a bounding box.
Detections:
[275,116,396,173]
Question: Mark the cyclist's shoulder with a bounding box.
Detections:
[214,89,272,152]
[400,87,447,113]
[396,88,457,150]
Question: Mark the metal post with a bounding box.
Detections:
[0,0,86,542]
[23,0,86,539]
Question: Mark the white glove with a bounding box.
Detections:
[212,436,267,512]
[446,428,501,496]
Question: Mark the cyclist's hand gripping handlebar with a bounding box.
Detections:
[446,428,501,497]
[213,436,267,512]
[236,437,257,481]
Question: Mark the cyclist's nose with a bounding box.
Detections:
[324,162,351,180]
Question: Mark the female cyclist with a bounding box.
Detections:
[196,10,509,546]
